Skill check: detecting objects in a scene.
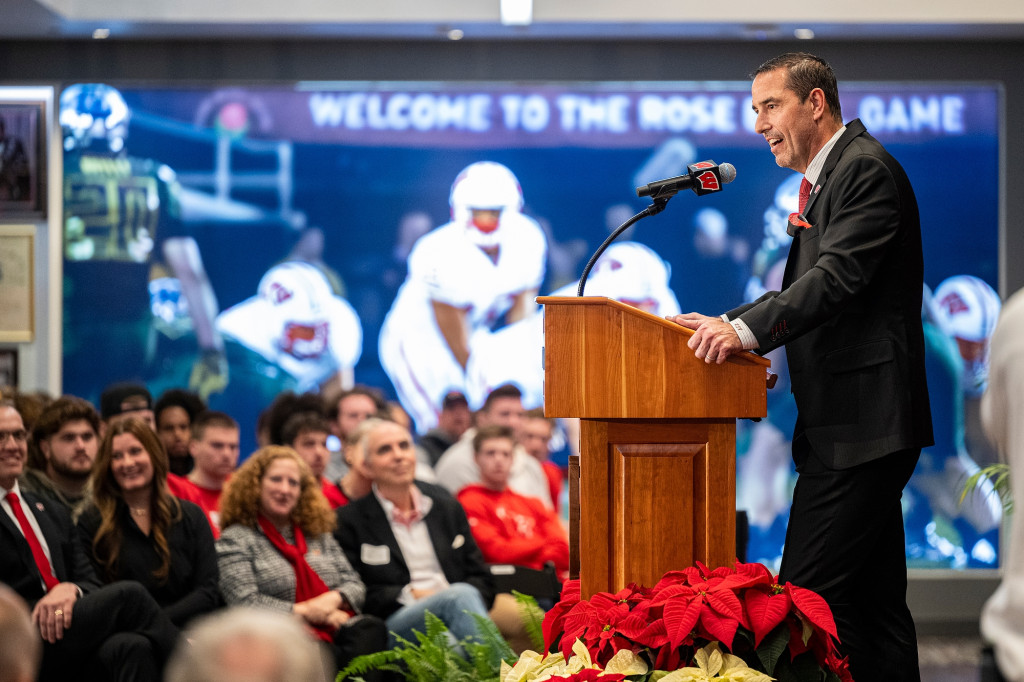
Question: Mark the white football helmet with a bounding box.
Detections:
[60,83,131,154]
[449,161,523,248]
[258,262,336,360]
[932,274,1001,396]
[584,242,680,316]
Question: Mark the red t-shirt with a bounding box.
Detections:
[457,484,569,576]
[167,473,225,539]
[542,461,564,515]
[321,478,349,509]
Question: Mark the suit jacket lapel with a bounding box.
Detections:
[26,494,68,581]
[0,507,36,574]
[802,119,867,221]
[364,494,408,575]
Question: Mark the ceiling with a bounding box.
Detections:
[6,0,1024,41]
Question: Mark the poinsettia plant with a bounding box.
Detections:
[536,561,853,682]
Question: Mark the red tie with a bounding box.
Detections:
[798,177,812,214]
[6,491,60,591]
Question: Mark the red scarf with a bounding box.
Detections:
[257,515,333,642]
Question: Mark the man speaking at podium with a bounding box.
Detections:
[669,53,933,682]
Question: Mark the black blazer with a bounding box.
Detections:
[335,481,495,619]
[0,490,101,606]
[731,119,933,469]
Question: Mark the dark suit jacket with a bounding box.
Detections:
[335,481,495,619]
[0,489,101,606]
[730,119,933,469]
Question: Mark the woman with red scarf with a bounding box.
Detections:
[216,446,387,676]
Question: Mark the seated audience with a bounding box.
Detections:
[99,382,155,431]
[324,385,388,481]
[77,417,220,627]
[434,384,553,508]
[458,425,569,575]
[0,401,179,681]
[154,388,207,476]
[520,408,564,514]
[167,410,241,538]
[282,411,348,508]
[419,390,472,467]
[165,606,330,682]
[216,446,387,674]
[21,396,101,518]
[0,584,41,682]
[335,418,494,646]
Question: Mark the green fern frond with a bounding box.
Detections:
[512,591,546,652]
[960,463,1013,514]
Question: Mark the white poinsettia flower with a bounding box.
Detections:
[603,648,649,675]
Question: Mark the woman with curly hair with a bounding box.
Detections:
[77,417,220,628]
[216,445,387,676]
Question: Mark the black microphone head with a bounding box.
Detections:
[719,162,737,184]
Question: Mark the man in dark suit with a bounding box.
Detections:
[670,53,933,682]
[0,401,178,681]
[335,418,494,645]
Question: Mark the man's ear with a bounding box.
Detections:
[39,438,52,463]
[808,88,828,121]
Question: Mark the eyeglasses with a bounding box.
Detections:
[0,430,28,444]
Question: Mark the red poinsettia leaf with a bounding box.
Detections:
[663,593,704,648]
[744,588,792,646]
[699,604,741,649]
[616,610,652,639]
[650,583,696,605]
[633,617,669,649]
[548,670,626,681]
[724,561,776,590]
[654,643,684,672]
[561,579,582,603]
[786,617,810,657]
[543,593,581,649]
[705,587,746,623]
[652,570,691,593]
[786,583,839,639]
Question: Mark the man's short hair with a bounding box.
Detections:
[154,389,207,424]
[752,52,843,124]
[191,410,239,441]
[28,395,101,470]
[324,384,388,421]
[99,382,153,420]
[164,607,327,682]
[472,424,515,454]
[280,411,331,447]
[441,390,469,411]
[480,384,522,413]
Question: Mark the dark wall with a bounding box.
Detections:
[3,37,1019,294]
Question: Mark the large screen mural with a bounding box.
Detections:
[61,80,1001,570]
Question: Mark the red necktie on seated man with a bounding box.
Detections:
[799,177,812,214]
[6,491,60,591]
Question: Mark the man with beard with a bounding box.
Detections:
[20,397,100,518]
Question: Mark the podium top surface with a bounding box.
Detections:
[537,295,770,368]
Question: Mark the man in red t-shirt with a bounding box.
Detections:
[457,425,568,577]
[166,411,239,538]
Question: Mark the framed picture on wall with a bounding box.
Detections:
[0,97,46,220]
[0,226,34,342]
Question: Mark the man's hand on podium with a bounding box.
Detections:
[665,313,743,365]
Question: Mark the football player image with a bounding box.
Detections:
[379,161,547,434]
[464,240,681,411]
[61,83,227,400]
[216,260,362,396]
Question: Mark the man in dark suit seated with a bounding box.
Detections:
[334,418,494,646]
[0,401,179,681]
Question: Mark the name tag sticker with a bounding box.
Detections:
[361,544,391,565]
[452,534,465,549]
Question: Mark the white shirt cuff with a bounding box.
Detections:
[721,315,759,350]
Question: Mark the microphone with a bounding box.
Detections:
[636,160,736,200]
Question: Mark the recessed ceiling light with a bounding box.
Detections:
[794,28,815,39]
[92,28,111,39]
[501,0,533,26]
[447,28,464,40]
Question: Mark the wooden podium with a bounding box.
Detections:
[538,296,770,599]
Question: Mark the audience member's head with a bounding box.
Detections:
[476,384,525,434]
[165,607,328,682]
[154,388,206,465]
[219,445,333,535]
[281,411,331,480]
[436,390,472,439]
[0,584,40,682]
[29,396,101,486]
[262,391,325,448]
[519,407,554,462]
[0,400,28,490]
[100,382,154,430]
[358,418,416,491]
[189,411,240,489]
[10,390,53,433]
[327,385,387,441]
[472,424,516,491]
[386,400,413,432]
